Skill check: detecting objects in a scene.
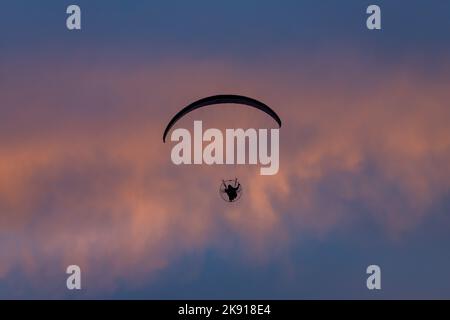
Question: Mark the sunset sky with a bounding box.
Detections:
[1,0,450,299]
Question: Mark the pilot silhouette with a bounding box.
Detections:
[222,179,241,202]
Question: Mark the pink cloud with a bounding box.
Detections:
[0,55,449,293]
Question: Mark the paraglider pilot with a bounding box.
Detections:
[223,179,241,202]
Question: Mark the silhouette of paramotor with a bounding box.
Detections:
[220,179,242,202]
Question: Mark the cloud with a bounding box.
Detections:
[0,55,450,295]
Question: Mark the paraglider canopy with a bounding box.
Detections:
[163,94,282,142]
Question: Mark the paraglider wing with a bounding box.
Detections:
[162,94,282,142]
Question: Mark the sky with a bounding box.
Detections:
[1,1,450,299]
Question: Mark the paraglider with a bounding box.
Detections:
[162,94,282,202]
